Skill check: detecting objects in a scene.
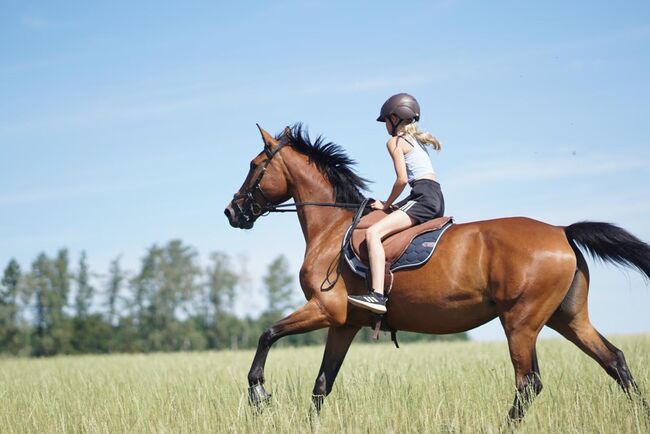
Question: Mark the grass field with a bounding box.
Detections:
[0,334,648,433]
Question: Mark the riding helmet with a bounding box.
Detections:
[376,93,421,122]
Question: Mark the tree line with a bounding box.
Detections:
[0,240,466,357]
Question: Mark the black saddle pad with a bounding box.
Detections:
[343,219,453,278]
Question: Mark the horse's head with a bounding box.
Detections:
[224,125,292,229]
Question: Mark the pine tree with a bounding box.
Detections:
[0,259,22,354]
[30,253,54,356]
[74,251,93,319]
[105,256,125,326]
[50,249,72,353]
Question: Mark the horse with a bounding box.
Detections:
[224,123,650,422]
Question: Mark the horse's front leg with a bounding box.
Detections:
[247,298,332,407]
[311,324,360,413]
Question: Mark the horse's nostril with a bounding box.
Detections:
[225,206,236,223]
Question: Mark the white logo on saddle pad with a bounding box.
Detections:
[422,241,437,248]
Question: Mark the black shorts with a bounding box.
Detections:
[394,179,445,224]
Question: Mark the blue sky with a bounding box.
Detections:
[1,1,649,340]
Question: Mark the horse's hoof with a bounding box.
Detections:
[248,383,272,408]
[311,394,325,414]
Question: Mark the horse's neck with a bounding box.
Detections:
[284,151,359,295]
[285,155,353,246]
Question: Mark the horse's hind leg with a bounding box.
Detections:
[548,315,649,415]
[549,314,641,391]
[547,307,650,416]
[547,276,649,415]
[312,324,360,413]
[248,298,332,406]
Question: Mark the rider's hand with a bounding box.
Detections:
[371,200,384,210]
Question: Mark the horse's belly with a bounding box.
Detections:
[386,293,497,334]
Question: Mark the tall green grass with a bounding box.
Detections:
[1,334,648,433]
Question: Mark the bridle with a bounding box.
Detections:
[230,140,367,226]
[231,140,288,221]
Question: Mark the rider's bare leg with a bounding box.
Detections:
[365,210,415,294]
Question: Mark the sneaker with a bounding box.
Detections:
[347,291,387,314]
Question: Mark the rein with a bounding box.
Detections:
[262,201,365,214]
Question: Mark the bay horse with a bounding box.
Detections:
[224,124,650,422]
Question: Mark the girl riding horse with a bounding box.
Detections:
[348,93,445,314]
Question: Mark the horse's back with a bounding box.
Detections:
[454,216,575,262]
[444,216,576,282]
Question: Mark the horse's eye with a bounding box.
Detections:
[250,162,256,170]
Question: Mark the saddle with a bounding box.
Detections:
[343,210,453,279]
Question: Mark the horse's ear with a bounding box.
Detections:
[256,123,278,150]
[282,126,292,140]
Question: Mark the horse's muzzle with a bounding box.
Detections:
[224,202,255,229]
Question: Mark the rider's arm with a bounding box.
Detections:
[383,137,408,209]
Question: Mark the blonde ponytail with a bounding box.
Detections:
[400,122,441,151]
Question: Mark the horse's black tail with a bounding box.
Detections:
[565,221,650,281]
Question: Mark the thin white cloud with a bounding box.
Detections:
[447,154,650,188]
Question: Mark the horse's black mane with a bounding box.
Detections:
[277,123,370,204]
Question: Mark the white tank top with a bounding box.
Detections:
[401,135,435,183]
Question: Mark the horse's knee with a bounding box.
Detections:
[258,327,278,348]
